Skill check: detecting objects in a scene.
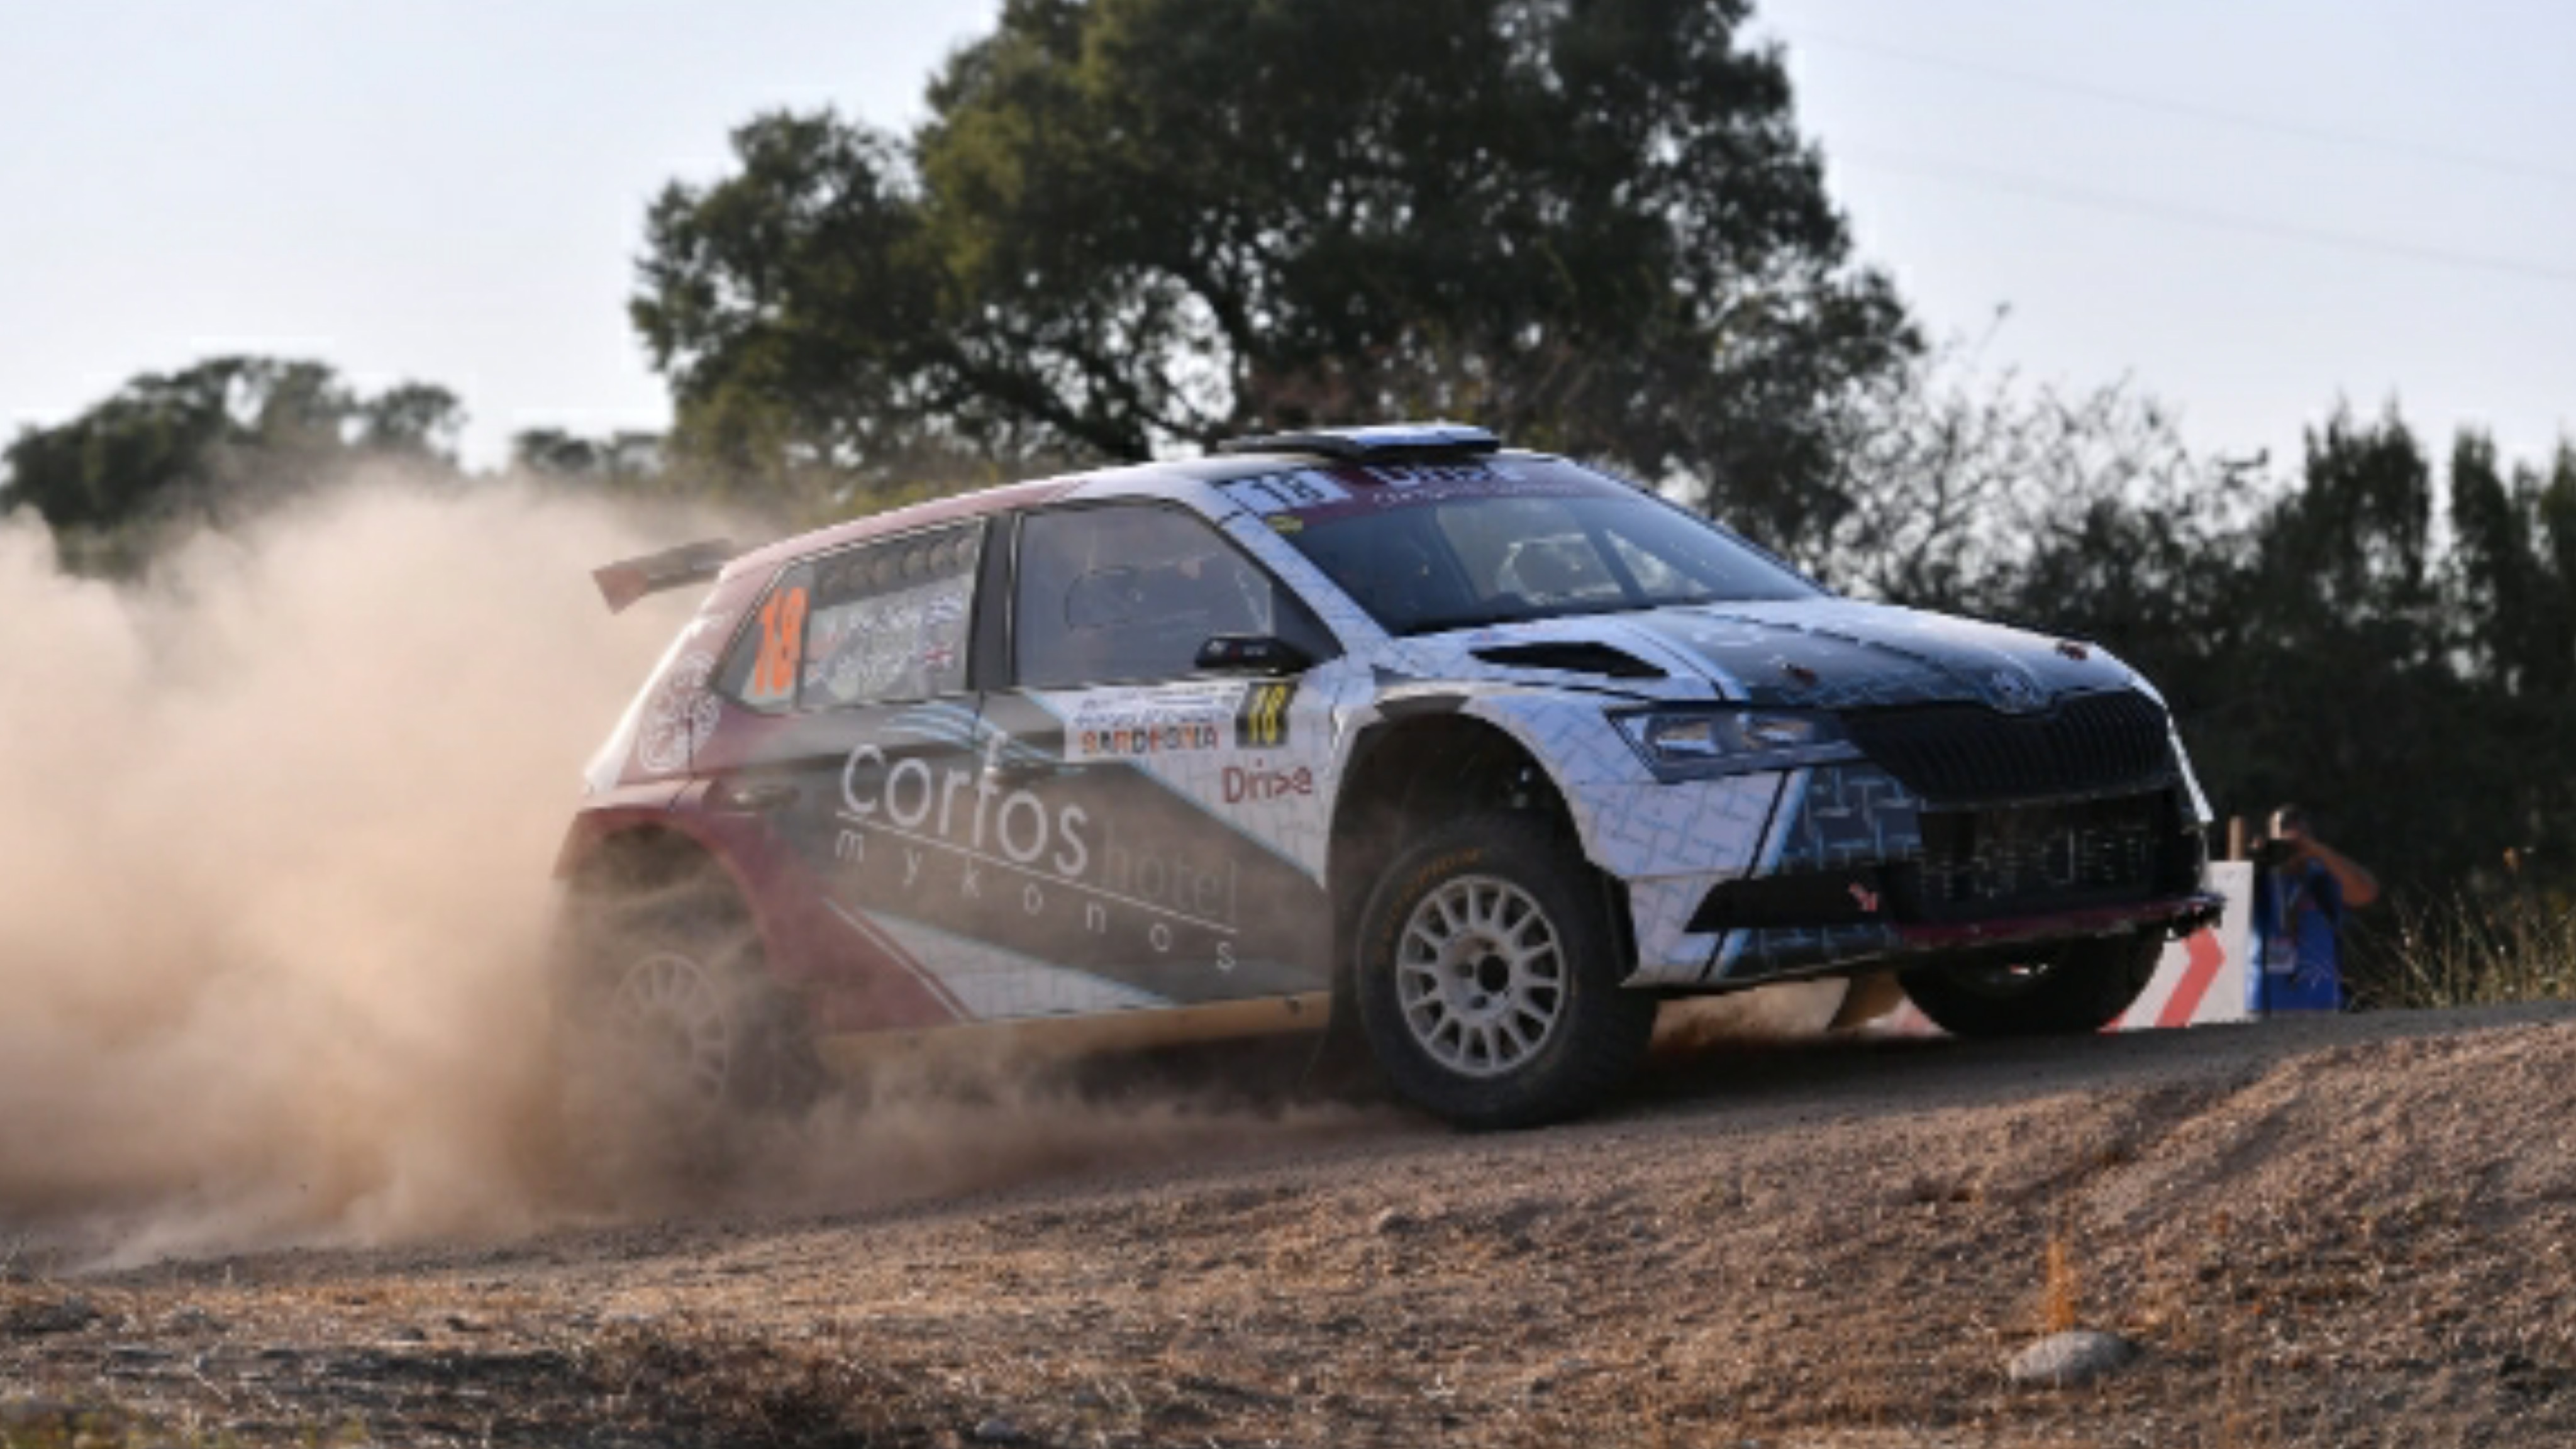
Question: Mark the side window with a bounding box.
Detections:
[1015,506,1293,689]
[714,562,814,713]
[713,524,980,713]
[801,525,982,707]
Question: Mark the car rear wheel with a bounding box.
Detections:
[1353,813,1657,1130]
[555,868,818,1135]
[1896,931,2162,1037]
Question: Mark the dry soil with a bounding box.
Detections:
[9,1001,2576,1448]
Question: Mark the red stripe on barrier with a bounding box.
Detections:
[2154,928,2227,1030]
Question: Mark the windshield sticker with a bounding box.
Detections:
[1219,470,1352,515]
[1219,460,1618,526]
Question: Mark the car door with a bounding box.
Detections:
[972,502,1343,1012]
[694,521,1004,1030]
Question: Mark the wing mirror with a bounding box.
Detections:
[1195,634,1315,676]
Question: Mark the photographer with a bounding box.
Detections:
[2250,804,2381,1013]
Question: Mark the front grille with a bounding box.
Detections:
[1842,689,2176,806]
[1907,794,2167,921]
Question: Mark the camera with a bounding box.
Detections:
[2251,835,2301,870]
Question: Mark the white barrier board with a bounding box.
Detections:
[2112,861,2251,1029]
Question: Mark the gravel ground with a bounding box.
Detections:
[9,1001,2576,1448]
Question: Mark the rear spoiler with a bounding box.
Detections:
[591,538,736,614]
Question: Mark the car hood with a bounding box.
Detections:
[1607,597,2139,713]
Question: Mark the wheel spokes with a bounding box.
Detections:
[1391,875,1570,1080]
[604,950,735,1105]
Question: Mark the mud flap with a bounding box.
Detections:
[1828,971,1909,1030]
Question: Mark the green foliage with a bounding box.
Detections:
[512,427,667,485]
[1848,373,2576,908]
[0,356,464,570]
[633,114,953,501]
[633,0,1914,532]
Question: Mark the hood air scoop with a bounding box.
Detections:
[1472,641,1666,680]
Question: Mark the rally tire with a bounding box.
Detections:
[555,871,821,1129]
[1353,813,1657,1130]
[1896,931,2163,1038]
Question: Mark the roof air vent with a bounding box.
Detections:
[1218,421,1500,461]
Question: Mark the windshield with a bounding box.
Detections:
[1221,458,1819,635]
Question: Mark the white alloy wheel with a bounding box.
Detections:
[605,949,736,1106]
[1394,874,1568,1078]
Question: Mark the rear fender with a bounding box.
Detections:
[581,568,769,795]
[557,786,967,1034]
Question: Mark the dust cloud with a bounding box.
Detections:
[0,475,1393,1265]
[0,475,712,1257]
[1653,980,1854,1053]
[0,470,1853,1263]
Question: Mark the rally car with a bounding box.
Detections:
[556,423,2220,1129]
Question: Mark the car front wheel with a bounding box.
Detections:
[1353,813,1657,1130]
[1896,931,2163,1038]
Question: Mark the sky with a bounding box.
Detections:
[3,0,2570,482]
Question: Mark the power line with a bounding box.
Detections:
[1792,29,2576,191]
[1838,148,2576,289]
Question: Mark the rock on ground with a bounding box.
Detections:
[2009,1330,2140,1387]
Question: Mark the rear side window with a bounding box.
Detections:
[802,525,981,706]
[714,562,814,712]
[715,523,982,711]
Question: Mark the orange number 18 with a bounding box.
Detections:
[755,586,808,701]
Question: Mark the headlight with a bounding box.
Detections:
[1609,707,1858,779]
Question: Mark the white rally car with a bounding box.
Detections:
[558,423,2220,1128]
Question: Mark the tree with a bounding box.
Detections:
[511,427,666,484]
[0,357,465,567]
[2444,435,2576,886]
[1831,366,2576,907]
[2199,411,2464,890]
[358,382,469,457]
[2451,434,2576,699]
[633,0,1914,536]
[1815,349,2250,611]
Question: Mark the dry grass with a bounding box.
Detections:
[2040,1221,2081,1335]
[2370,891,2576,1008]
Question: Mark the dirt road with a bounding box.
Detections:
[9,1001,2576,1448]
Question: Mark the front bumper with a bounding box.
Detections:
[1606,762,2211,990]
[1893,889,2223,952]
[1628,885,2221,992]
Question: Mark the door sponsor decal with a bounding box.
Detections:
[1236,681,1296,748]
[834,735,1242,976]
[1065,682,1242,761]
[1223,760,1314,804]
